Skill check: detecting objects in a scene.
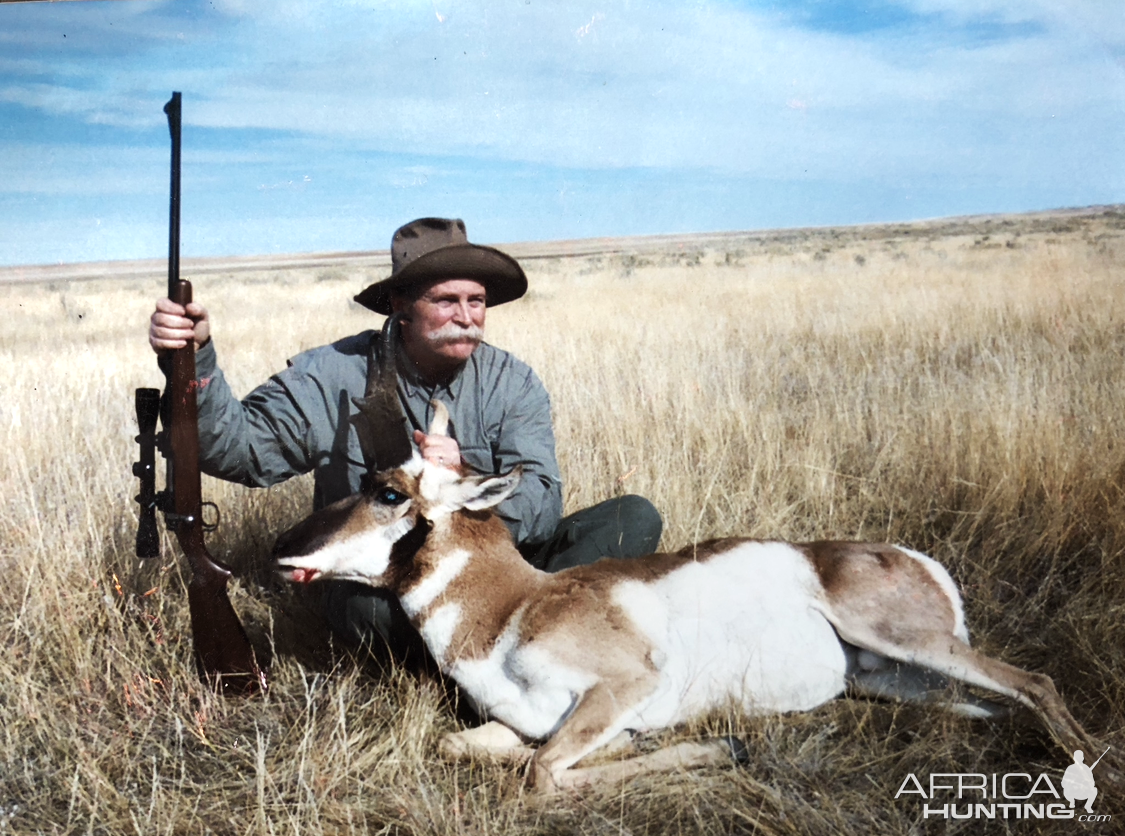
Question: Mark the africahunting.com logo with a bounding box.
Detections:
[896,748,1111,822]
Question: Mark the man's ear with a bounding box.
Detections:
[451,467,523,512]
[390,294,411,316]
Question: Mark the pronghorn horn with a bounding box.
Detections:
[429,399,450,437]
[351,314,413,474]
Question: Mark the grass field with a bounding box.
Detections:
[1,207,1123,834]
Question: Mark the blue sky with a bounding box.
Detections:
[2,0,1123,266]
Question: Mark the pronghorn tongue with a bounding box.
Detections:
[290,567,320,584]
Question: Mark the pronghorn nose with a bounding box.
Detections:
[272,494,362,559]
[273,516,336,559]
[271,523,305,559]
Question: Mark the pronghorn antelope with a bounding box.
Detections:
[273,329,1115,792]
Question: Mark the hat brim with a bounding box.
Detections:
[354,244,527,315]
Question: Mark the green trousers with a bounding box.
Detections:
[322,494,663,656]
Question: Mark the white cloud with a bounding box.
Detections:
[1,0,1122,264]
[144,0,1118,183]
[6,2,1122,165]
[0,82,161,128]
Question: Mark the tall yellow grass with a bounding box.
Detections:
[1,209,1123,833]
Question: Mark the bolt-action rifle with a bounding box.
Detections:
[133,92,266,695]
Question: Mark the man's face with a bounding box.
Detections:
[395,278,487,367]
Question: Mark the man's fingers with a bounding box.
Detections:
[150,298,210,353]
[149,310,193,350]
[413,431,461,466]
[149,329,193,350]
[152,311,194,330]
[151,335,192,349]
[183,301,209,320]
[154,297,186,316]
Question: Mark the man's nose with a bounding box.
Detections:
[451,300,472,324]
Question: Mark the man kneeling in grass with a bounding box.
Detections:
[148,217,663,658]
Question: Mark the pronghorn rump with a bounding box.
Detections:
[273,452,1115,792]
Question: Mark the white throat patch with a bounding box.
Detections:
[400,548,471,617]
[420,601,463,666]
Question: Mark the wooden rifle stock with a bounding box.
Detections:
[132,92,265,695]
[166,277,265,694]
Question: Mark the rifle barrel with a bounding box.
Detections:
[163,92,181,299]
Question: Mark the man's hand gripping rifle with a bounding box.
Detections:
[133,92,266,696]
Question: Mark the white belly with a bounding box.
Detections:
[615,542,847,728]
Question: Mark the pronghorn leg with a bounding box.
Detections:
[914,639,1125,789]
[527,677,657,793]
[843,643,1011,719]
[836,624,1099,757]
[440,723,640,770]
[438,720,536,766]
[554,739,738,792]
[576,730,639,762]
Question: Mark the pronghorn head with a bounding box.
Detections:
[272,451,522,588]
[273,318,521,587]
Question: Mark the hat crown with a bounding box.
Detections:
[354,216,527,315]
[392,218,468,274]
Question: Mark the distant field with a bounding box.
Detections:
[1,206,1123,834]
[3,202,1120,282]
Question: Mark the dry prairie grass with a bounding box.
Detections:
[1,208,1123,834]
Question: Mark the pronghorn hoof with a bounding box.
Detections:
[438,722,535,766]
[717,735,751,766]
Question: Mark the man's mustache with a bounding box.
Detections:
[425,323,484,347]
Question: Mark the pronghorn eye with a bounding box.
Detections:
[376,487,407,506]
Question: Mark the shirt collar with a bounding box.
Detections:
[394,344,468,402]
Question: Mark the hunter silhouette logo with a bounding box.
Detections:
[1062,748,1108,814]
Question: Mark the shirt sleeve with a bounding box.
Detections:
[192,339,321,487]
[489,364,564,546]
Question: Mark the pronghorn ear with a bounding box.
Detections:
[454,466,523,512]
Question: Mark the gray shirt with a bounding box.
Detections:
[191,331,563,546]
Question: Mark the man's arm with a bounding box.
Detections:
[150,299,365,493]
[190,340,321,487]
[151,298,305,486]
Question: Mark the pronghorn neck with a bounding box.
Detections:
[397,510,543,667]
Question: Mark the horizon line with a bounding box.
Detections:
[2,202,1121,285]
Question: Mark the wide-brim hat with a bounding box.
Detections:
[354,217,527,315]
